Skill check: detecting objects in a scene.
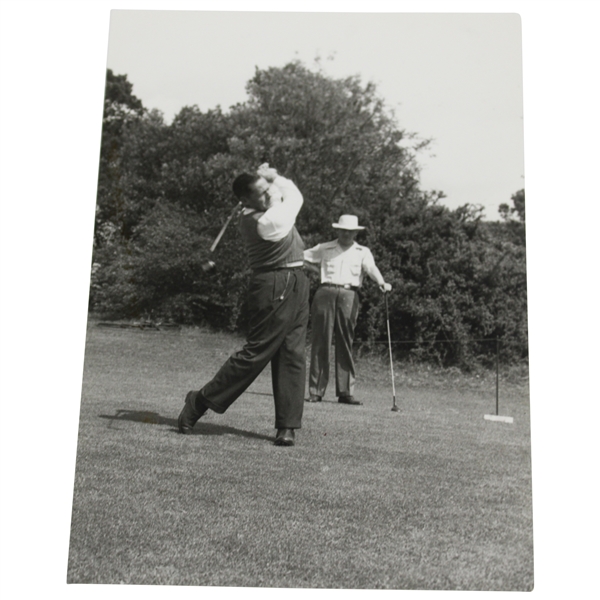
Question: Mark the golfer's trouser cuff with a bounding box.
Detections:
[194,391,226,414]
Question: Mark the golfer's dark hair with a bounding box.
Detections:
[232,173,260,199]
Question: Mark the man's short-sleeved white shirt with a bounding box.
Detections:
[304,240,378,287]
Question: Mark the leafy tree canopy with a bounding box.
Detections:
[90,63,528,369]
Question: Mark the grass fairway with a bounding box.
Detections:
[67,320,533,590]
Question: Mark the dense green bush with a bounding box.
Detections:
[90,63,528,369]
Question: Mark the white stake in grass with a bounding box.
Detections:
[484,338,514,423]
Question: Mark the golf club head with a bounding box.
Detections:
[201,259,216,273]
[391,405,399,412]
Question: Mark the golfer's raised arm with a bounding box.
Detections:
[256,176,304,242]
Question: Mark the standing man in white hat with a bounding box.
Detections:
[303,215,392,405]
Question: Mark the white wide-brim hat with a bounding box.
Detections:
[332,214,365,230]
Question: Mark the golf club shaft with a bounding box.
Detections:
[209,201,242,253]
[385,292,397,406]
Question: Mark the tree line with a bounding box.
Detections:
[91,62,527,370]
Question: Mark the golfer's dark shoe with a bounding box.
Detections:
[178,391,207,434]
[338,395,362,405]
[274,428,295,446]
[305,395,322,403]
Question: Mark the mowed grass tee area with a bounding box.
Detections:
[67,320,533,590]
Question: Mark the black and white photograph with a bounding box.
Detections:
[67,9,533,590]
[1,1,598,599]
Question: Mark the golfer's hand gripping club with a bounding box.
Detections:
[257,163,278,182]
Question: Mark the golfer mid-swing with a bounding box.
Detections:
[178,164,310,446]
[304,215,392,405]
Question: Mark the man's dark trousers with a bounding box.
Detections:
[198,267,309,429]
[309,285,360,398]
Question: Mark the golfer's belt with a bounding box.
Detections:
[321,283,359,292]
[254,262,304,273]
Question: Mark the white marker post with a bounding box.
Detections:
[484,339,513,424]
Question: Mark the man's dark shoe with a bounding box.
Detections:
[178,391,207,434]
[274,428,295,446]
[305,395,322,403]
[338,395,362,405]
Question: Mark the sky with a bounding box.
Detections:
[1,2,599,600]
[105,11,524,220]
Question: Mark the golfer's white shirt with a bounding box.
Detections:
[304,241,383,287]
[240,176,303,242]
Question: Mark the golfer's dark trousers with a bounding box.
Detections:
[198,267,310,429]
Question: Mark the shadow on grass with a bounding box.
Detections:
[99,410,274,442]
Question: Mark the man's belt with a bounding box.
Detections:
[254,262,305,274]
[321,283,359,292]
